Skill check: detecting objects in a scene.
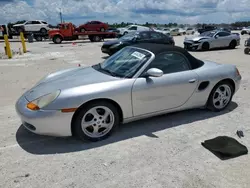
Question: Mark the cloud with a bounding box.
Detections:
[0,0,249,25]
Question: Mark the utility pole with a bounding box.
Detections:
[59,8,63,24]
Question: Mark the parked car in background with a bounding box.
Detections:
[76,21,108,32]
[101,31,175,56]
[244,37,250,54]
[218,27,231,33]
[197,25,217,34]
[151,27,170,35]
[169,28,186,36]
[241,26,250,35]
[13,20,50,33]
[117,25,151,36]
[185,28,195,35]
[184,30,240,51]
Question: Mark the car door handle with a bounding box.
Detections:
[189,79,196,83]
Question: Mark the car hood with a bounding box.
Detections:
[24,66,120,101]
[13,24,24,27]
[103,39,121,46]
[185,35,211,41]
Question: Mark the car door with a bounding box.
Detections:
[32,21,41,31]
[128,26,137,33]
[132,51,199,116]
[213,31,230,47]
[136,32,151,43]
[24,21,33,31]
[148,32,166,43]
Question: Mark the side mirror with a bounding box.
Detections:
[143,68,163,77]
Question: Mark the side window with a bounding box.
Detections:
[150,32,163,39]
[26,21,32,25]
[42,21,47,24]
[217,32,230,37]
[147,52,190,74]
[32,21,41,24]
[139,32,149,39]
[129,26,137,30]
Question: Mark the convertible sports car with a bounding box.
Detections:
[184,30,240,51]
[15,44,241,142]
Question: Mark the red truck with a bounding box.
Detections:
[48,22,117,44]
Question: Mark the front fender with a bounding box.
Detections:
[49,32,63,39]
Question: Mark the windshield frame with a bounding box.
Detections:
[92,46,155,78]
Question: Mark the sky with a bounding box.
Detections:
[0,0,250,25]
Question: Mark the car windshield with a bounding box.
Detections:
[119,32,137,41]
[92,47,152,78]
[200,31,216,37]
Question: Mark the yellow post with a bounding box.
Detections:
[20,32,27,53]
[4,34,12,59]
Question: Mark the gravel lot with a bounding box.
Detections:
[0,32,250,188]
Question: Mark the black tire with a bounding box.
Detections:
[100,27,105,32]
[229,40,236,49]
[40,28,47,34]
[80,28,85,32]
[35,36,43,42]
[201,42,210,51]
[241,31,246,35]
[244,48,250,54]
[207,81,234,112]
[73,101,120,142]
[183,32,186,35]
[192,31,195,35]
[53,35,62,44]
[92,35,101,42]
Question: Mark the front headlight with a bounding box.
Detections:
[27,90,60,110]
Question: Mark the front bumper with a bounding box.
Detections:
[184,41,201,50]
[15,95,74,137]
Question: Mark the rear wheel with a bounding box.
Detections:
[80,28,86,32]
[35,36,43,42]
[229,40,236,49]
[100,27,105,32]
[73,101,120,142]
[53,35,62,44]
[244,48,250,54]
[92,35,101,42]
[40,28,47,34]
[207,81,234,112]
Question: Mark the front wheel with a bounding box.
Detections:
[73,101,120,142]
[40,28,47,33]
[207,81,234,112]
[202,42,210,51]
[229,40,236,49]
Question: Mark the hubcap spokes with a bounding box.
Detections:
[213,85,231,109]
[81,106,114,138]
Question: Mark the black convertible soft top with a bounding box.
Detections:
[131,43,204,69]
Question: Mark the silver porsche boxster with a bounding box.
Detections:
[184,30,240,51]
[16,43,241,142]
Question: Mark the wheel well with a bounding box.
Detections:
[215,78,235,93]
[70,98,123,136]
[231,39,237,44]
[206,78,235,106]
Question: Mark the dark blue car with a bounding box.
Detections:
[101,31,175,56]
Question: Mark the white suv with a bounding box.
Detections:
[117,25,151,36]
[13,20,50,33]
[241,26,250,35]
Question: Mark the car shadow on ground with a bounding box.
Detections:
[189,47,241,52]
[16,102,238,155]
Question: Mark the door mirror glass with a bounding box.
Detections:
[144,68,163,77]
